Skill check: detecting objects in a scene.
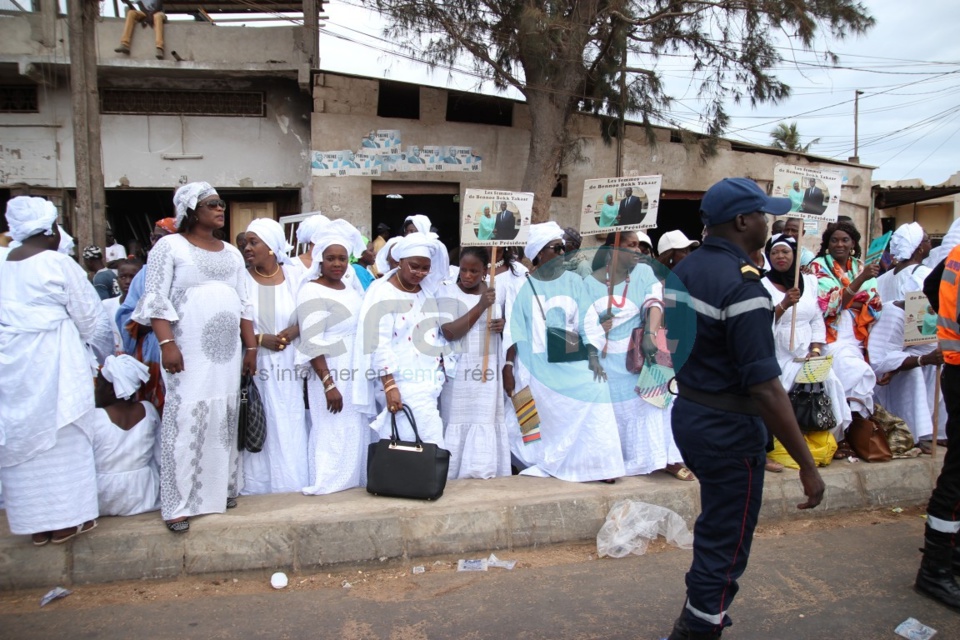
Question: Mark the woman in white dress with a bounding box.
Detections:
[354,233,449,446]
[877,222,932,305]
[761,234,851,443]
[80,355,161,516]
[503,222,625,483]
[241,218,308,494]
[439,246,510,479]
[133,182,257,533]
[0,196,113,545]
[580,231,686,477]
[298,219,370,494]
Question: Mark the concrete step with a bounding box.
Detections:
[0,456,941,590]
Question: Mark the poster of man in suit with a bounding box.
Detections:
[461,189,533,247]
[579,175,662,235]
[771,164,842,222]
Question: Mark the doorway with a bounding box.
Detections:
[649,192,704,253]
[371,181,461,251]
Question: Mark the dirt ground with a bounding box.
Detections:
[0,505,927,614]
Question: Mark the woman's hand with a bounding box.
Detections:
[876,370,896,386]
[588,354,607,383]
[502,365,515,397]
[161,342,184,374]
[277,324,299,344]
[924,349,945,367]
[260,334,289,352]
[488,318,505,334]
[478,288,497,311]
[641,332,658,360]
[242,348,257,377]
[782,287,801,309]
[854,262,880,287]
[385,386,403,413]
[325,386,343,414]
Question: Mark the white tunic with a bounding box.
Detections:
[438,281,510,480]
[580,264,682,475]
[241,265,309,495]
[762,275,852,437]
[132,234,251,520]
[78,402,161,516]
[876,264,931,304]
[298,280,371,494]
[509,270,625,482]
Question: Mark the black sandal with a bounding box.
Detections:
[226,497,237,509]
[165,519,189,533]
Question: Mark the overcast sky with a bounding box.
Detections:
[317,0,960,185]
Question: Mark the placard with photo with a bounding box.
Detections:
[461,189,534,247]
[903,291,938,346]
[579,175,662,234]
[771,164,843,222]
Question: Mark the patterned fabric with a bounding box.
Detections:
[810,255,881,345]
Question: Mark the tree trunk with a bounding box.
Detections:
[521,88,574,223]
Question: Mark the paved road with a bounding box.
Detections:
[2,514,958,639]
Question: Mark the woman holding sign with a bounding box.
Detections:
[809,222,881,445]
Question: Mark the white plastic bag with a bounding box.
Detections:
[596,500,694,558]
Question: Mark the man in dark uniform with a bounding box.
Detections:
[664,178,826,640]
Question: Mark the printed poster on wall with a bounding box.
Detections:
[310,151,381,177]
[903,291,938,346]
[579,175,662,235]
[461,189,533,247]
[771,164,842,223]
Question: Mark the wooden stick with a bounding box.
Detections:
[480,246,498,383]
[932,363,942,459]
[607,230,621,314]
[788,226,808,352]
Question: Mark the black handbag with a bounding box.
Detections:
[367,405,450,500]
[237,374,267,453]
[528,275,588,363]
[789,382,837,433]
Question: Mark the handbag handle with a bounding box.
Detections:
[389,405,423,446]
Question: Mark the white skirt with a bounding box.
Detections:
[0,425,98,535]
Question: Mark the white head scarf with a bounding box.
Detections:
[173,182,217,229]
[375,236,401,276]
[246,218,293,265]
[306,219,366,281]
[524,221,564,262]
[927,217,960,267]
[404,214,432,235]
[57,225,74,255]
[296,212,329,247]
[101,354,150,401]
[5,196,58,242]
[889,222,925,261]
[392,232,449,294]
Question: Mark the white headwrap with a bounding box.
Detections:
[296,212,329,246]
[524,221,564,262]
[375,236,401,276]
[57,225,74,255]
[889,222,925,261]
[173,182,217,229]
[306,219,366,281]
[101,354,150,401]
[404,214,432,235]
[246,218,293,265]
[5,196,58,242]
[391,232,449,294]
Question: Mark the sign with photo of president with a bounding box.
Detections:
[579,175,661,235]
[771,164,842,222]
[461,189,533,247]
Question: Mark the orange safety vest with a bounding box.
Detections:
[940,243,960,365]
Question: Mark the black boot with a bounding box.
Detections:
[666,615,722,640]
[915,534,960,610]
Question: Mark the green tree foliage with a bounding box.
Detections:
[369,0,873,221]
[770,121,820,153]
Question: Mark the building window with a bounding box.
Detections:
[377,80,420,119]
[0,85,39,113]
[552,174,568,198]
[446,91,513,126]
[100,89,266,116]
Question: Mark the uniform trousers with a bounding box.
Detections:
[672,396,766,635]
[927,364,960,542]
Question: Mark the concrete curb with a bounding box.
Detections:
[0,457,941,590]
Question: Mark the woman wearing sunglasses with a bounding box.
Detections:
[132,183,257,533]
[503,222,624,483]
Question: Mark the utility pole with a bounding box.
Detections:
[615,37,627,177]
[849,89,864,164]
[67,0,106,252]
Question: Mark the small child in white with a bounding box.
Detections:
[80,354,160,516]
